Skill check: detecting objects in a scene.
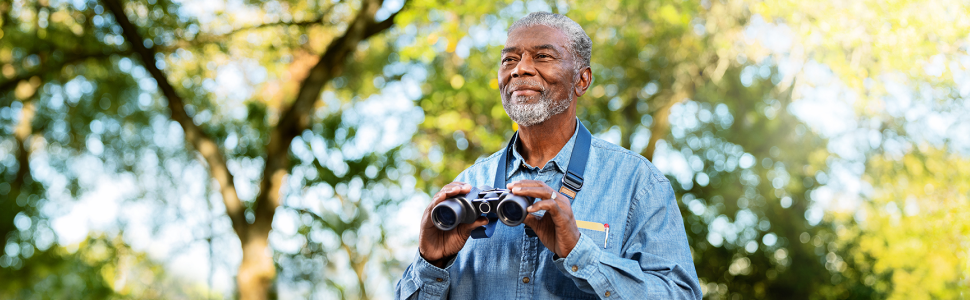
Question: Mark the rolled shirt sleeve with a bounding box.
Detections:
[553,177,701,299]
[395,252,455,300]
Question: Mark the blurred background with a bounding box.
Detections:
[1,0,968,299]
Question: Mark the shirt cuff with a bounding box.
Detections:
[408,252,457,298]
[553,232,600,279]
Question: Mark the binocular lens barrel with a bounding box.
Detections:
[431,188,532,231]
[431,201,464,231]
[497,196,530,227]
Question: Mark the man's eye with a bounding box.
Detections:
[537,54,551,59]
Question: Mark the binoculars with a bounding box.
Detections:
[431,186,535,231]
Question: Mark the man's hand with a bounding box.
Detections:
[418,182,489,268]
[507,180,581,258]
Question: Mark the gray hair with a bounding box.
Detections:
[508,12,592,73]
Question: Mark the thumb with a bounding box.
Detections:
[471,217,488,228]
[469,216,489,229]
[459,216,490,236]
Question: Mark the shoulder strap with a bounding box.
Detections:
[470,132,517,239]
[558,122,591,200]
[494,132,518,188]
[494,120,592,198]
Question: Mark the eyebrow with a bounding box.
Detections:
[500,44,561,56]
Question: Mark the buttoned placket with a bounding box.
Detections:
[512,158,567,299]
[507,122,578,299]
[515,228,539,298]
[512,162,539,299]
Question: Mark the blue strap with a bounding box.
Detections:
[470,213,498,239]
[473,119,591,238]
[559,122,591,200]
[494,132,518,188]
[494,120,591,192]
[471,133,517,239]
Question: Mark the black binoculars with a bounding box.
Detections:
[431,186,535,231]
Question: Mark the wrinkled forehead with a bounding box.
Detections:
[503,24,570,53]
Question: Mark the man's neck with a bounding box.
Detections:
[516,106,577,169]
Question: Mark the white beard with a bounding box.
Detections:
[502,80,572,127]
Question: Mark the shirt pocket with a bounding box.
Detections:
[576,220,610,249]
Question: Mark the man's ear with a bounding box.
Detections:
[574,67,592,97]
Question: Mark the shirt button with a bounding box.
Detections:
[571,265,578,272]
[435,278,443,282]
[605,291,611,297]
[522,277,530,283]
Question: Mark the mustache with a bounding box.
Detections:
[506,79,546,94]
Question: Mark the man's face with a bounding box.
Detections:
[499,25,577,127]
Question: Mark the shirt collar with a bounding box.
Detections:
[507,118,581,181]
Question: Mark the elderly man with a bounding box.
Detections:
[396,12,701,299]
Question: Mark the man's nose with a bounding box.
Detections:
[511,55,536,78]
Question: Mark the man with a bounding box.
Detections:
[396,12,701,299]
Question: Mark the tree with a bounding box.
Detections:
[104,0,406,297]
[2,0,413,298]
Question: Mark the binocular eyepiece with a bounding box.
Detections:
[431,186,535,231]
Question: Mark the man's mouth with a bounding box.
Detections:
[507,81,544,98]
[512,89,541,97]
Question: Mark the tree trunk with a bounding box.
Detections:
[238,229,275,300]
[644,99,675,162]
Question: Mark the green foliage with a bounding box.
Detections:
[851,148,970,299]
[751,0,970,92]
[673,66,882,298]
[0,234,213,299]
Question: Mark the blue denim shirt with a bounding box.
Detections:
[396,122,701,299]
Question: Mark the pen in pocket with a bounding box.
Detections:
[603,224,609,248]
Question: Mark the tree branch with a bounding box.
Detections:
[363,14,399,38]
[0,50,130,95]
[252,0,405,230]
[182,15,328,49]
[13,101,34,186]
[168,3,340,51]
[223,17,326,36]
[102,0,248,241]
[278,1,401,135]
